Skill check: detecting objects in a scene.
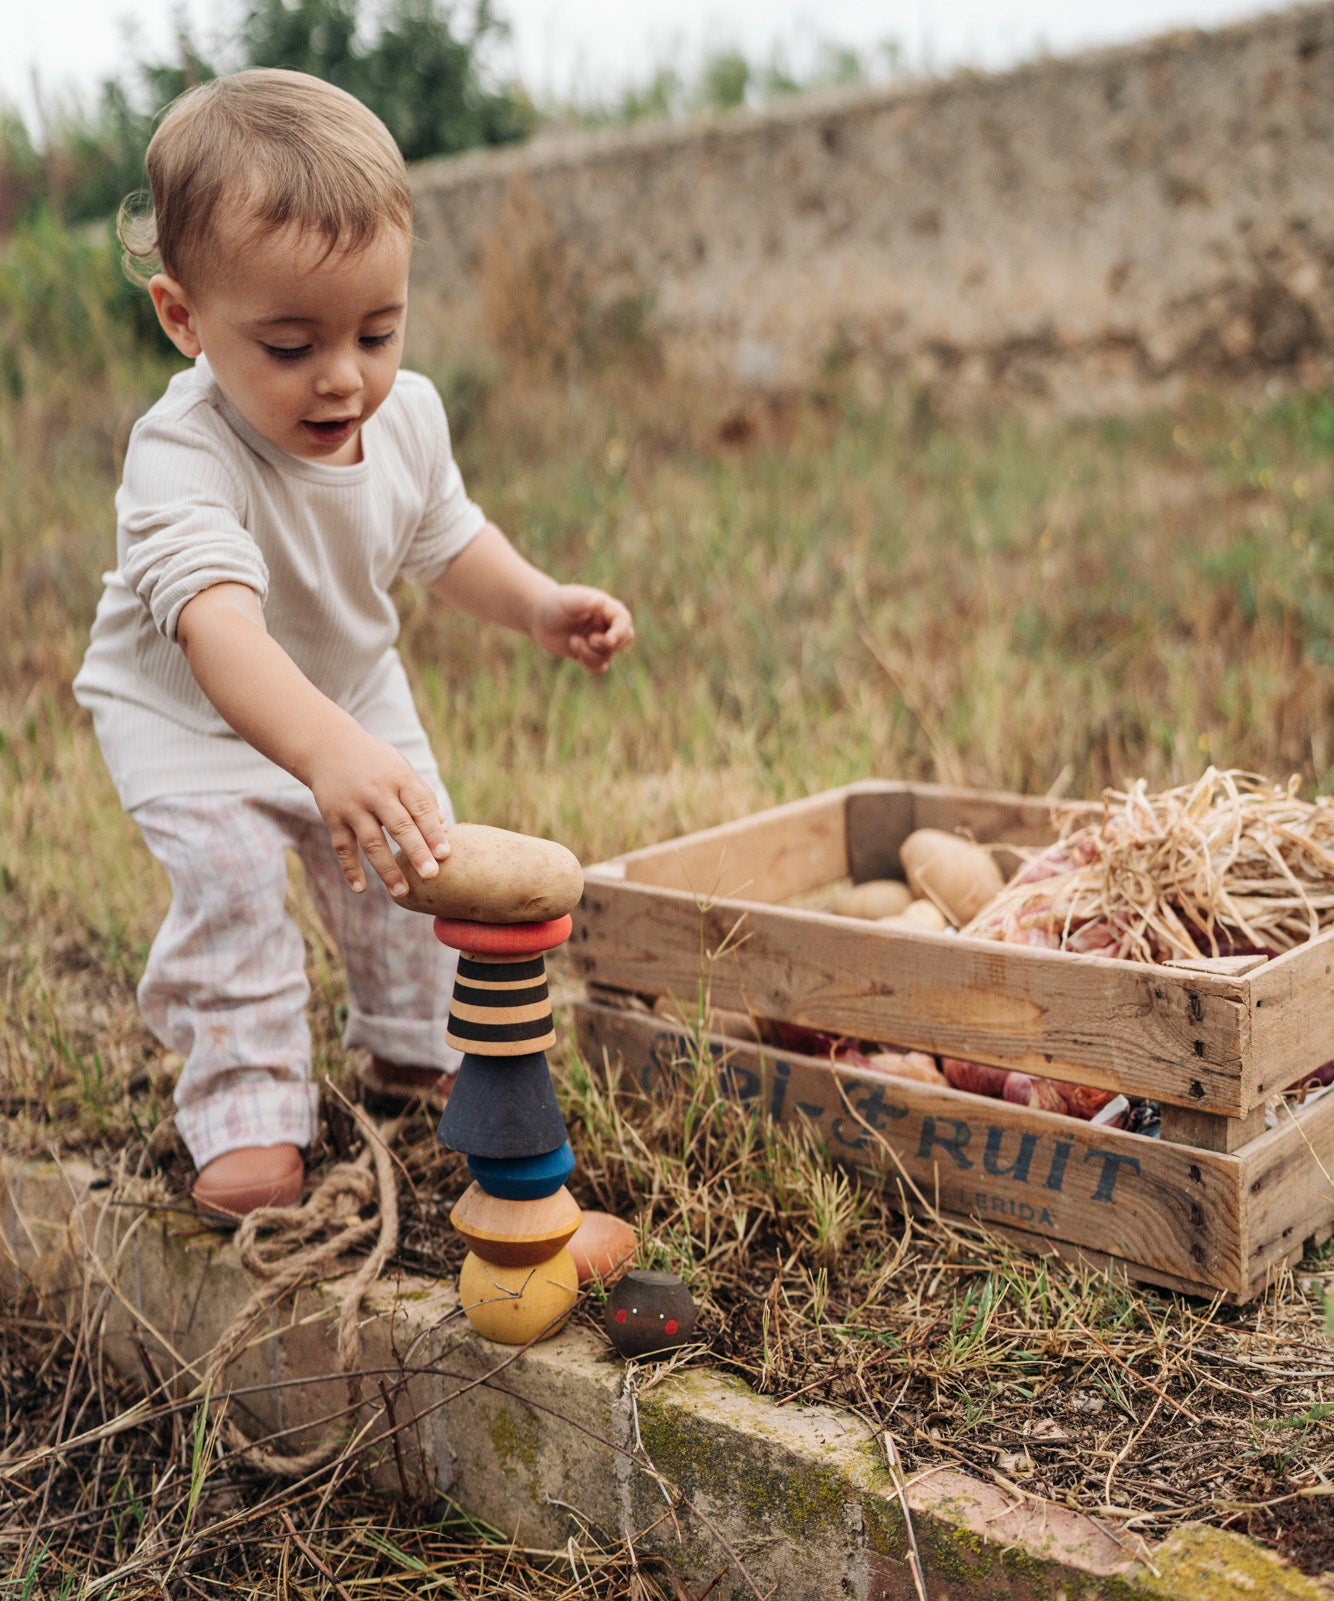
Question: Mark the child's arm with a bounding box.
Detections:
[176,582,450,896]
[430,522,634,672]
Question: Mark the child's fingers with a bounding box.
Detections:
[567,633,604,670]
[328,818,369,894]
[376,797,448,890]
[331,807,418,899]
[359,825,412,897]
[403,787,452,862]
[568,626,624,671]
[579,600,633,652]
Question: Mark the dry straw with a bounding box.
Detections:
[966,767,1334,962]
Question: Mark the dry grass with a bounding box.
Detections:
[6,1013,1331,1590]
[6,314,1334,1588]
[0,1280,686,1596]
[554,1033,1334,1566]
[967,766,1334,959]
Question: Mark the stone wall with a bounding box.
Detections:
[408,4,1334,407]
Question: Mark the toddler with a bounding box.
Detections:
[73,68,633,1222]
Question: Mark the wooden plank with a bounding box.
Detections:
[570,879,1253,1115]
[908,783,1079,845]
[585,788,851,904]
[844,781,1060,885]
[1238,1088,1334,1291]
[843,785,916,883]
[573,999,1246,1296]
[1241,932,1334,1102]
[1160,1105,1267,1154]
[908,784,1092,882]
[1163,955,1270,977]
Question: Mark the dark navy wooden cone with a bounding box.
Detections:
[437,1050,570,1160]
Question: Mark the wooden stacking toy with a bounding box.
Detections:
[604,1269,698,1360]
[393,825,615,1345]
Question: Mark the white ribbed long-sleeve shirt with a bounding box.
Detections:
[73,358,487,810]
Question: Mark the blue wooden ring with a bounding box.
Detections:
[467,1142,576,1200]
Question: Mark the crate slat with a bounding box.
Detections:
[1240,1091,1334,1287]
[572,1000,1248,1297]
[574,999,1334,1302]
[573,877,1250,1114]
[616,788,851,903]
[1242,935,1334,1101]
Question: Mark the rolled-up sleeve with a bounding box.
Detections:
[119,418,269,642]
[398,390,487,586]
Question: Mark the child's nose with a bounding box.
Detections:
[315,351,362,397]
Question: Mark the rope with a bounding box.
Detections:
[198,1104,403,1476]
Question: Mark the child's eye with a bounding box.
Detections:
[263,344,310,362]
[360,332,397,350]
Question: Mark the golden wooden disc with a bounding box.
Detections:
[450,1183,582,1266]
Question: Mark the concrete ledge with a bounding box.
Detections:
[2,1154,1325,1600]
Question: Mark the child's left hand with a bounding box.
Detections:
[532,585,634,673]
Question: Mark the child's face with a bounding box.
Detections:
[150,219,412,465]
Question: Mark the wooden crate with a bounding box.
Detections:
[569,780,1334,1301]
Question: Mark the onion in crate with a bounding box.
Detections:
[865,1050,945,1086]
[941,1058,1010,1098]
[1002,1072,1068,1112]
[1056,1082,1116,1119]
[900,829,1005,927]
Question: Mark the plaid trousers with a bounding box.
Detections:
[132,781,461,1168]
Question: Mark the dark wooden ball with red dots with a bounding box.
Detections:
[604,1269,697,1359]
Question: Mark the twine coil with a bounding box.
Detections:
[200,1104,401,1476]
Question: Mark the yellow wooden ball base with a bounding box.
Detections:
[458,1247,580,1344]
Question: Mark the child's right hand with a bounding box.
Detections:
[305,728,451,897]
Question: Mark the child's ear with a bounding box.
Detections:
[149,274,204,358]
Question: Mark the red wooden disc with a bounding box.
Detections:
[432,914,573,954]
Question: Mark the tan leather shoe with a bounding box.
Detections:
[357,1055,454,1113]
[192,1144,304,1225]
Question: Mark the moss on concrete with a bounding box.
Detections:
[633,1381,1329,1600]
[637,1392,852,1545]
[487,1402,539,1483]
[1140,1524,1329,1601]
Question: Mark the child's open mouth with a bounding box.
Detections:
[302,417,358,447]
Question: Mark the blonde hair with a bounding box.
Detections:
[119,68,413,290]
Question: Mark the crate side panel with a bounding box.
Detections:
[908,784,1080,845]
[844,788,917,882]
[574,1001,1244,1296]
[571,882,1250,1114]
[1243,934,1334,1102]
[909,784,1087,878]
[611,788,851,902]
[1238,1089,1334,1289]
